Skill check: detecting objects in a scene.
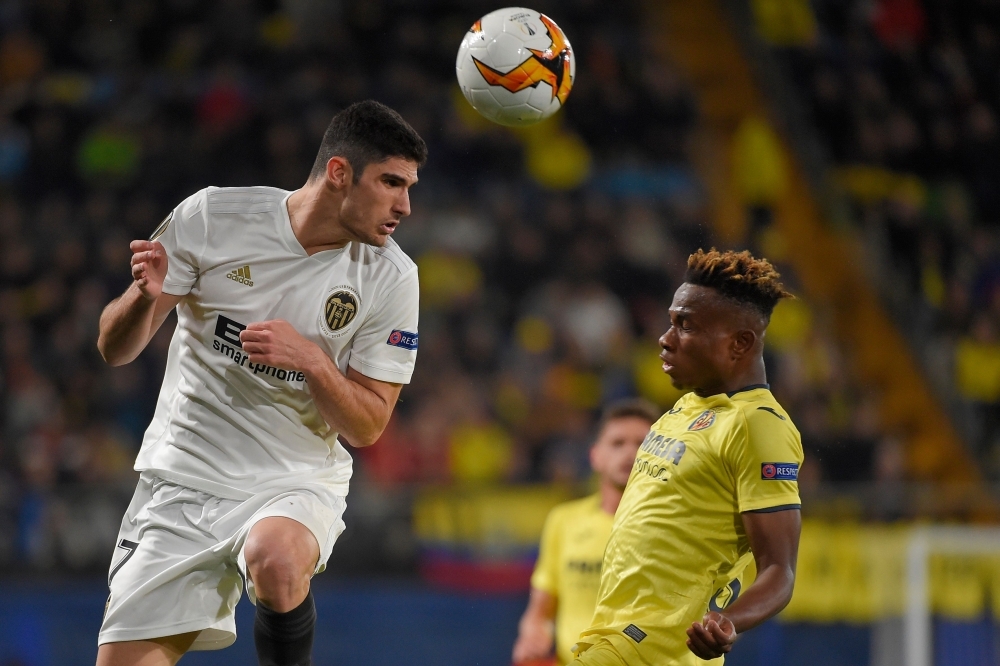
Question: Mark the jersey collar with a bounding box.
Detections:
[725,383,770,397]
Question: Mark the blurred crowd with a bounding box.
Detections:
[757,0,1000,473]
[0,0,901,572]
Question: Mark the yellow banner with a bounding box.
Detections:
[414,486,1000,622]
[783,521,1000,622]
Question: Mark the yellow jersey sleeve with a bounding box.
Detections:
[730,405,804,513]
[530,504,563,594]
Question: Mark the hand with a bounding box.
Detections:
[686,611,736,660]
[511,622,553,664]
[240,320,322,372]
[130,240,167,300]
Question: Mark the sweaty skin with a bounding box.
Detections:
[658,283,800,659]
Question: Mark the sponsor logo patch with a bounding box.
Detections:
[688,409,716,431]
[761,462,799,480]
[212,314,306,384]
[622,624,647,643]
[387,329,418,350]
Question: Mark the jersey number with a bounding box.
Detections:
[109,539,139,585]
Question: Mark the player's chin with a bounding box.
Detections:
[365,231,390,247]
[666,372,688,389]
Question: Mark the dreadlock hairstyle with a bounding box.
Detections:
[684,248,793,320]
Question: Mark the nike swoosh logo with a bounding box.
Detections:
[757,406,786,420]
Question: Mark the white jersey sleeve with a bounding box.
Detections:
[155,188,209,296]
[347,265,419,385]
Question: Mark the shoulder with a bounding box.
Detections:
[548,494,601,525]
[364,238,417,277]
[173,187,212,216]
[203,186,289,216]
[740,395,798,435]
[730,393,802,453]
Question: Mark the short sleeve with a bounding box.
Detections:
[155,189,209,296]
[731,407,804,513]
[530,506,562,594]
[347,267,420,384]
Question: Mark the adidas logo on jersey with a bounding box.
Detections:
[227,265,254,287]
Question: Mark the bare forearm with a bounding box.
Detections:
[304,356,391,447]
[97,284,157,366]
[512,589,556,663]
[721,564,794,634]
[518,598,556,637]
[517,608,554,642]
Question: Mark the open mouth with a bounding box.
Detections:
[379,220,399,235]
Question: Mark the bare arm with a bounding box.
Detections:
[238,320,402,447]
[686,508,800,660]
[97,240,182,366]
[512,588,557,663]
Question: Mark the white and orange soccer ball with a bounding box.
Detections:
[455,7,576,127]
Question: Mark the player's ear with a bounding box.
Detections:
[325,156,352,189]
[589,441,602,472]
[731,329,756,360]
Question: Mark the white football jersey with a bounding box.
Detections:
[134,186,420,500]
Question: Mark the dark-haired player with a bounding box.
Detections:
[572,249,804,666]
[95,100,426,666]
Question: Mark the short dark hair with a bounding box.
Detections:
[684,248,793,320]
[309,100,428,182]
[595,398,661,439]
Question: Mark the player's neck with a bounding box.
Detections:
[694,357,767,398]
[599,481,624,515]
[286,182,352,254]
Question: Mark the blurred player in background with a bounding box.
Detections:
[512,399,659,665]
[94,101,425,666]
[572,249,803,666]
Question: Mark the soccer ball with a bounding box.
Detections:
[455,7,576,127]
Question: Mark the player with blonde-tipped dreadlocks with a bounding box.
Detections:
[571,249,804,666]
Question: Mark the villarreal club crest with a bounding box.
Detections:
[456,7,576,127]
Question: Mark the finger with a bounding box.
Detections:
[130,240,154,252]
[245,322,269,331]
[132,263,145,279]
[688,623,713,648]
[686,631,715,659]
[686,639,712,660]
[239,330,268,343]
[131,249,160,266]
[691,623,720,649]
[241,342,264,355]
[707,619,732,644]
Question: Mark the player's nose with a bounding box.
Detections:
[393,191,411,218]
[659,329,675,351]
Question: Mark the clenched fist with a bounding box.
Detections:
[686,611,736,660]
[239,320,323,372]
[130,240,167,300]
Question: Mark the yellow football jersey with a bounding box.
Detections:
[577,385,803,666]
[532,494,614,665]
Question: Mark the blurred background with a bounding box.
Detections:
[0,0,999,664]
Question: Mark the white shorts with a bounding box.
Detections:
[98,473,347,651]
